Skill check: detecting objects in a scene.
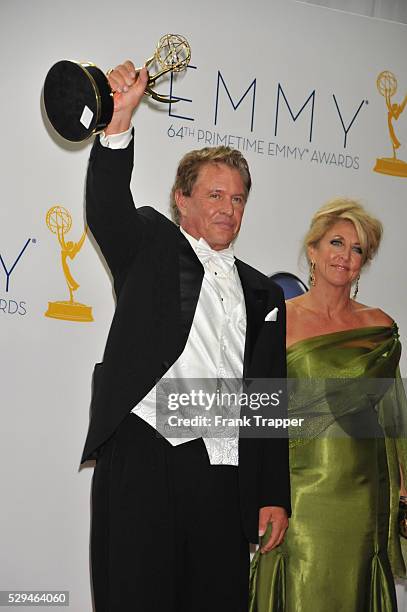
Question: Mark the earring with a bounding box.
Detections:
[309,261,316,287]
[352,274,360,300]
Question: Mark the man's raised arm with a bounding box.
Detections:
[86,63,151,276]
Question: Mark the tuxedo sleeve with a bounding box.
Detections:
[86,133,154,278]
[259,290,291,515]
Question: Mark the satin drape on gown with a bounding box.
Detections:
[250,324,407,612]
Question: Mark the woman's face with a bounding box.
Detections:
[308,220,364,290]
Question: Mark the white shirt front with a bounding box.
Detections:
[101,129,247,465]
[131,229,246,465]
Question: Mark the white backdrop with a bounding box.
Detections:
[1,0,407,610]
[300,0,407,22]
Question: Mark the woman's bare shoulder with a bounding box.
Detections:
[285,296,313,331]
[285,295,308,311]
[353,302,394,327]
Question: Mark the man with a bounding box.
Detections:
[82,62,290,612]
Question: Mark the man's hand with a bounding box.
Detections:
[104,62,148,135]
[258,506,288,554]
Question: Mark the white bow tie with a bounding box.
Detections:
[195,239,235,273]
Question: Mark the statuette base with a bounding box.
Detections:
[373,157,407,177]
[45,300,94,322]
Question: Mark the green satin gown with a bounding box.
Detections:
[250,324,407,612]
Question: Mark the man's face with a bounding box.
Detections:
[176,162,247,251]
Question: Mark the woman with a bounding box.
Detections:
[250,199,407,611]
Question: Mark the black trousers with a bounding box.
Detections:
[91,414,250,611]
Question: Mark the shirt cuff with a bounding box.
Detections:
[99,125,133,149]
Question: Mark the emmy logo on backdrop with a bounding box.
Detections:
[374,71,407,177]
[45,206,93,322]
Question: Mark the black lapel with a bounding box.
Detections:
[235,259,269,377]
[178,231,204,347]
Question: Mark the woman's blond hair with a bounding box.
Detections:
[303,198,383,266]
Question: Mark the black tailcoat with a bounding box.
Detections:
[81,137,291,543]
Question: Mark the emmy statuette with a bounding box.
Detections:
[45,206,93,322]
[43,34,191,142]
[374,71,407,178]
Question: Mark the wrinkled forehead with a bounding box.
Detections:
[193,161,246,192]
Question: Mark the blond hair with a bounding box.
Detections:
[303,198,383,266]
[170,146,251,224]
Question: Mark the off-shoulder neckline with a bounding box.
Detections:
[287,322,397,352]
